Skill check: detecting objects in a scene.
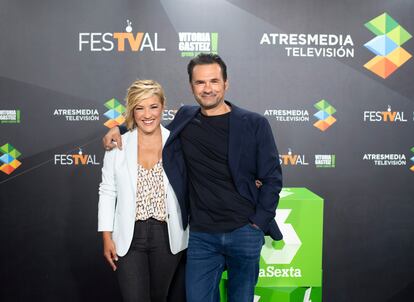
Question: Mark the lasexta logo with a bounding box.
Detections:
[364,13,412,79]
[261,209,302,265]
[256,188,324,287]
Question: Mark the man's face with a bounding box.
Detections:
[190,63,228,110]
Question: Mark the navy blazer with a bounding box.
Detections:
[165,101,283,240]
[161,129,189,230]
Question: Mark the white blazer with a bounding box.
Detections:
[98,125,189,256]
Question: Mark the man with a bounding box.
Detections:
[103,53,283,302]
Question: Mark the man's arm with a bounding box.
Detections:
[103,105,189,150]
[249,117,283,231]
[102,125,128,150]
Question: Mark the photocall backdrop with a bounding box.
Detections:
[1,0,413,301]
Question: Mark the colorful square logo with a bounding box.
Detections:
[313,99,336,131]
[103,98,125,128]
[0,143,22,175]
[364,13,412,79]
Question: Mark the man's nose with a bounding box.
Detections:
[204,82,212,93]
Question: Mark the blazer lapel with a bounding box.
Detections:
[161,125,170,149]
[125,129,138,197]
[161,126,171,207]
[165,106,199,146]
[228,102,245,181]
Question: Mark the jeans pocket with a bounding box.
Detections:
[247,223,263,233]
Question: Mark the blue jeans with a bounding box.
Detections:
[186,224,264,302]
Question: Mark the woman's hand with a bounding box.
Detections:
[102,232,118,271]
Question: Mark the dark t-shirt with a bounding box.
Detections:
[180,111,254,233]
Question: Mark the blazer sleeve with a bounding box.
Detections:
[166,106,186,131]
[97,149,117,232]
[119,125,128,135]
[249,117,283,231]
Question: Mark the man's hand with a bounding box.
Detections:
[255,180,263,188]
[102,232,118,271]
[250,223,262,231]
[102,127,122,150]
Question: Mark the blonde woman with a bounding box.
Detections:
[98,80,189,302]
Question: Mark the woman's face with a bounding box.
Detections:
[133,95,163,135]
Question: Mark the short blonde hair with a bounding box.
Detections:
[124,79,166,130]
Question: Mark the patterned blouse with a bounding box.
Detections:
[135,160,167,221]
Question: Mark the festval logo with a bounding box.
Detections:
[103,98,125,128]
[279,148,309,166]
[364,13,412,79]
[410,147,414,172]
[162,103,185,121]
[79,20,166,52]
[0,143,22,175]
[54,148,100,166]
[313,99,336,131]
[363,105,407,123]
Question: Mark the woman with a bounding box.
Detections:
[98,79,188,302]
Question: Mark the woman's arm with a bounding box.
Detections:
[102,231,118,271]
[98,150,118,270]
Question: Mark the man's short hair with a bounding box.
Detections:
[187,53,227,82]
